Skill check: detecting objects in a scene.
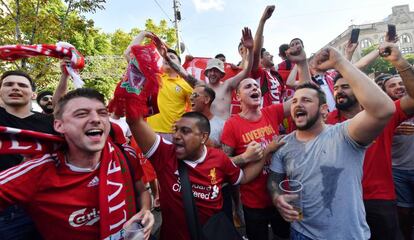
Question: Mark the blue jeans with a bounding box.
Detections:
[290,227,313,240]
[0,205,42,240]
[392,168,414,208]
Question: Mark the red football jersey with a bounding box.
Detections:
[145,136,242,240]
[251,67,285,107]
[0,147,143,240]
[221,104,285,208]
[326,100,409,200]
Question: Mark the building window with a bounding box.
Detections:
[360,39,372,49]
[401,47,413,54]
[400,34,412,44]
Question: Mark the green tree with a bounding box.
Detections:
[144,19,176,48]
[0,2,176,99]
[361,45,394,75]
[0,0,111,93]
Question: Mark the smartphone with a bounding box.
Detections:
[387,24,396,42]
[350,28,360,43]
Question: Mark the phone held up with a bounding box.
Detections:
[382,24,397,57]
[350,28,360,44]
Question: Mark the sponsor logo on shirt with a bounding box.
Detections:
[172,177,220,200]
[87,176,99,187]
[241,125,275,143]
[208,168,218,185]
[68,208,100,227]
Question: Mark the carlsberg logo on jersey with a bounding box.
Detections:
[69,208,100,227]
[172,177,220,200]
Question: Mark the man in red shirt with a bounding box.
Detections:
[326,42,414,240]
[251,6,285,107]
[128,111,280,240]
[220,77,290,239]
[0,88,154,240]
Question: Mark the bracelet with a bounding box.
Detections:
[398,64,413,73]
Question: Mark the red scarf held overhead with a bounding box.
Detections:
[0,126,136,240]
[0,42,85,88]
[112,40,162,121]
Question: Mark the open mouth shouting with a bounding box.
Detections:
[335,93,348,104]
[85,129,104,142]
[174,142,185,156]
[8,93,23,98]
[394,89,405,99]
[294,108,307,121]
[250,92,260,101]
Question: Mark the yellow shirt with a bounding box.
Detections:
[147,74,193,133]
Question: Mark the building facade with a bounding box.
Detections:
[327,5,414,62]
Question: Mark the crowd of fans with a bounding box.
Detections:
[0,5,413,240]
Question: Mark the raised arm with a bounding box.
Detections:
[287,45,312,84]
[380,42,414,116]
[314,47,395,145]
[252,5,275,72]
[154,42,202,88]
[344,40,358,62]
[353,47,379,70]
[354,32,398,70]
[52,60,70,107]
[285,64,298,88]
[127,116,158,155]
[124,31,153,62]
[225,27,254,91]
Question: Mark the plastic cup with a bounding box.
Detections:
[123,221,145,240]
[279,179,303,221]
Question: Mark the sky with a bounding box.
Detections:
[86,0,411,64]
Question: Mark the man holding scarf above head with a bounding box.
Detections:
[0,88,154,240]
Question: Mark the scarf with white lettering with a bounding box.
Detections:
[0,42,85,88]
[0,126,137,239]
[0,126,63,155]
[112,39,161,121]
[99,141,137,240]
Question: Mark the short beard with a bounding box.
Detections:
[296,109,320,130]
[335,96,357,111]
[42,106,54,114]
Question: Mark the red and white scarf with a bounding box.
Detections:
[0,42,85,88]
[112,37,162,121]
[0,126,136,240]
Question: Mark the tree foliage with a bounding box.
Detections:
[0,0,176,99]
[361,45,414,76]
[361,45,394,75]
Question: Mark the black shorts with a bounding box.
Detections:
[364,199,402,240]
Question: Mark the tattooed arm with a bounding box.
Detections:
[164,56,202,87]
[267,171,286,201]
[268,171,300,222]
[222,141,264,167]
